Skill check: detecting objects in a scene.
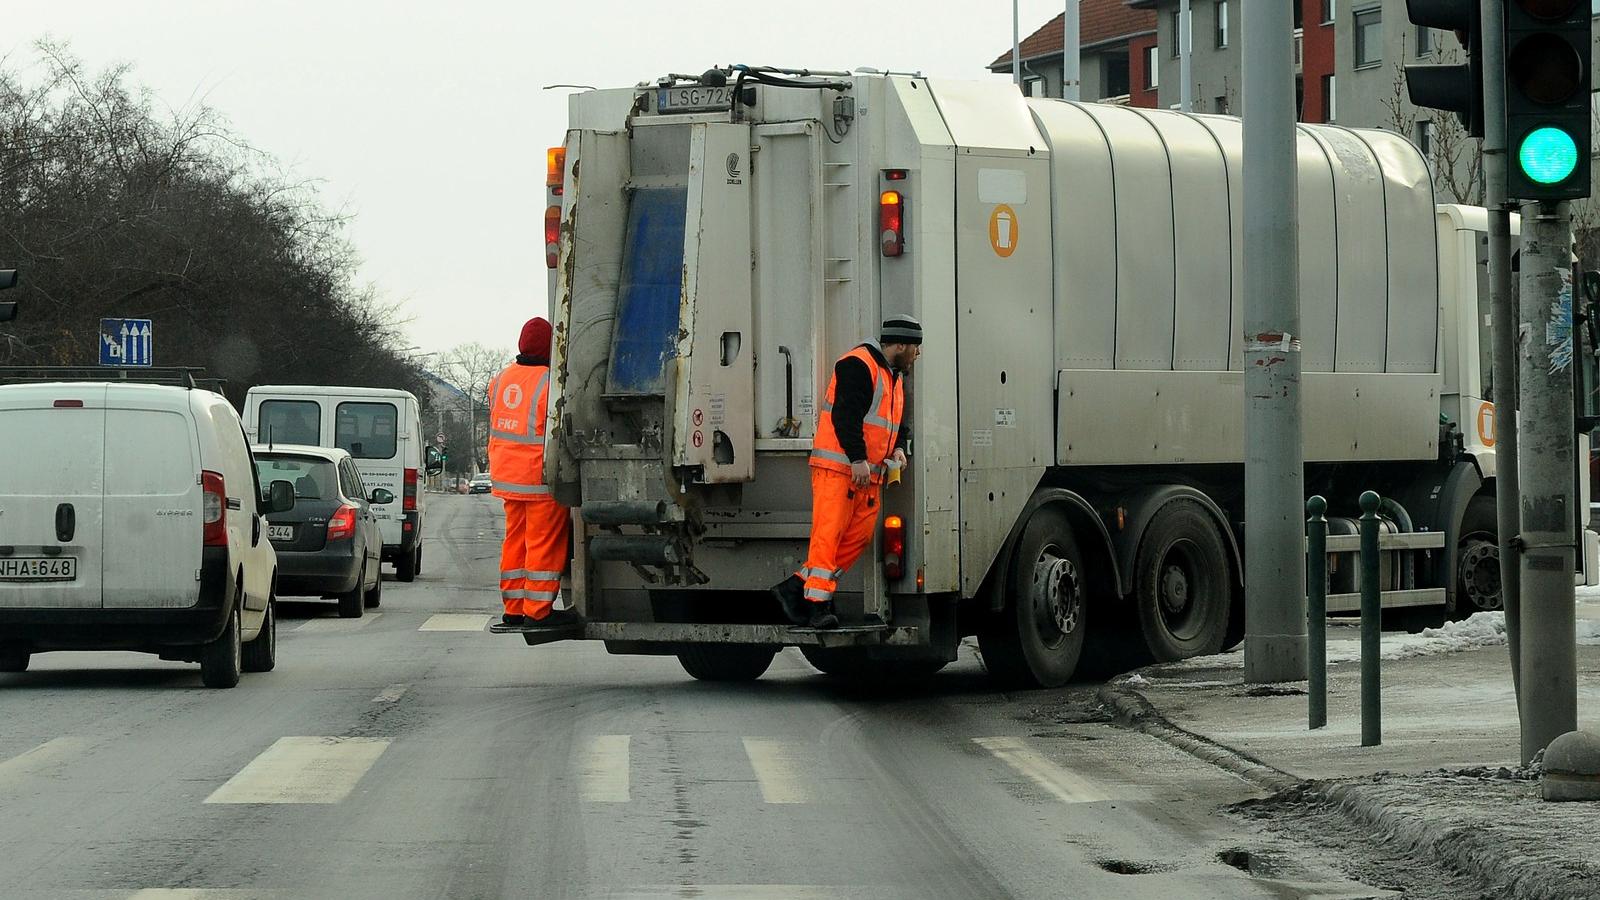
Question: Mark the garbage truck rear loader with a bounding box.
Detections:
[533,68,1575,686]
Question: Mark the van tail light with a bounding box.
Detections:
[880,190,904,257]
[547,147,566,194]
[883,515,906,580]
[403,468,419,511]
[202,470,227,547]
[327,504,358,542]
[545,206,560,269]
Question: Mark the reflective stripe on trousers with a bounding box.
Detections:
[795,467,882,605]
[500,498,570,619]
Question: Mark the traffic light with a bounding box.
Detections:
[0,269,18,323]
[1504,0,1592,200]
[1404,1,1484,138]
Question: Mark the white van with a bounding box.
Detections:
[0,374,293,688]
[243,386,441,581]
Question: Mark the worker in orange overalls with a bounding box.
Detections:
[771,317,921,629]
[488,317,579,628]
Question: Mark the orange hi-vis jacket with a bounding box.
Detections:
[487,363,553,501]
[810,343,904,483]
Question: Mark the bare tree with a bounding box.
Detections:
[439,342,511,468]
[1381,62,1484,205]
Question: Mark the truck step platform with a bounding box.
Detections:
[494,621,921,649]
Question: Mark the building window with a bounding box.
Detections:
[1215,94,1229,115]
[1416,26,1433,57]
[1145,46,1160,90]
[1323,0,1335,24]
[1417,120,1433,157]
[1354,7,1382,69]
[1323,74,1336,122]
[1170,10,1182,57]
[1215,0,1230,49]
[1105,55,1130,98]
[1024,75,1044,97]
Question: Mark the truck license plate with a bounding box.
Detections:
[657,85,734,113]
[0,557,77,582]
[268,524,295,542]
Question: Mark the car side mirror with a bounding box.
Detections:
[267,479,296,514]
[369,488,395,505]
[424,445,444,476]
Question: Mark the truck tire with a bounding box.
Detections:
[677,645,777,682]
[337,564,366,619]
[978,506,1087,688]
[397,547,418,583]
[200,603,243,689]
[0,649,29,673]
[242,597,277,673]
[1456,495,1501,617]
[1132,499,1230,662]
[799,646,947,681]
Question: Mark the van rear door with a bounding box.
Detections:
[334,400,403,546]
[102,392,202,609]
[0,385,107,609]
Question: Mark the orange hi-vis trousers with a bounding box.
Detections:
[796,467,882,605]
[500,498,569,619]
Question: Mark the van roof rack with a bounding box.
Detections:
[0,366,225,392]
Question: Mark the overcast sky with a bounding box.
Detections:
[9,0,1067,361]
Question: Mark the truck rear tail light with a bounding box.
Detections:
[326,504,358,542]
[880,190,904,257]
[547,147,566,195]
[403,468,419,511]
[885,168,908,181]
[53,399,84,408]
[545,206,560,268]
[883,514,906,580]
[202,470,227,547]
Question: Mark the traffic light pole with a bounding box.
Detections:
[1242,0,1307,684]
[1480,0,1523,710]
[1517,199,1579,763]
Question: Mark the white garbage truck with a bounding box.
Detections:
[532,66,1599,686]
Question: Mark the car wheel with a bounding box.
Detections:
[201,602,243,689]
[364,561,383,609]
[396,548,417,583]
[338,564,366,618]
[0,649,30,673]
[242,597,277,673]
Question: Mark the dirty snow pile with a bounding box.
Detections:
[1325,612,1507,663]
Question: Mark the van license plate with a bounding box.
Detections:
[0,557,77,582]
[657,85,734,113]
[268,525,295,542]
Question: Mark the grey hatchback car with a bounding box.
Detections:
[252,445,388,617]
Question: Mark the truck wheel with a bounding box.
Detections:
[200,603,243,689]
[978,506,1087,688]
[397,548,417,583]
[242,597,277,673]
[1456,496,1501,617]
[1132,499,1230,662]
[799,646,947,680]
[0,649,29,673]
[337,564,366,619]
[677,645,777,682]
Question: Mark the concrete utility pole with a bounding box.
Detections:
[1179,0,1192,112]
[1063,0,1080,100]
[1480,0,1523,709]
[1242,0,1306,683]
[1517,200,1579,763]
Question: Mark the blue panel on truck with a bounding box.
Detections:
[607,186,687,395]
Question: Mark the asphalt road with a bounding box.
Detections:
[0,493,1398,900]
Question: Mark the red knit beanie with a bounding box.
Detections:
[519,317,551,357]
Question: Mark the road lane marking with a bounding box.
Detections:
[294,613,382,633]
[973,736,1113,804]
[205,736,390,804]
[580,734,631,802]
[419,613,492,631]
[606,889,854,899]
[743,738,812,804]
[129,891,279,899]
[372,683,408,703]
[0,736,89,783]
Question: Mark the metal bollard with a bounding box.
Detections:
[1306,495,1328,730]
[1359,490,1382,747]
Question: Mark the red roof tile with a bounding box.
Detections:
[990,1,1157,69]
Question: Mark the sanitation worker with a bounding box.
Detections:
[488,317,580,628]
[771,316,920,629]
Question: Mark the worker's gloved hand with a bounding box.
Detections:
[850,460,871,487]
[892,448,907,468]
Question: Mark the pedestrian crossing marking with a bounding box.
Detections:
[742,738,812,804]
[371,683,408,703]
[973,736,1113,804]
[580,734,631,802]
[419,613,492,631]
[294,613,381,633]
[0,736,89,783]
[204,736,390,804]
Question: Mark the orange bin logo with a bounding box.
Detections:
[989,205,1019,258]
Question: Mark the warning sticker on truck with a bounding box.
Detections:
[994,408,1016,427]
[972,429,994,448]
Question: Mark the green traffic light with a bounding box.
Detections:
[1518,126,1580,185]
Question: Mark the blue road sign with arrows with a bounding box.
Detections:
[99,318,153,367]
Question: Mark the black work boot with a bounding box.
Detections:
[530,608,585,629]
[770,575,810,625]
[805,600,840,630]
[502,613,529,627]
